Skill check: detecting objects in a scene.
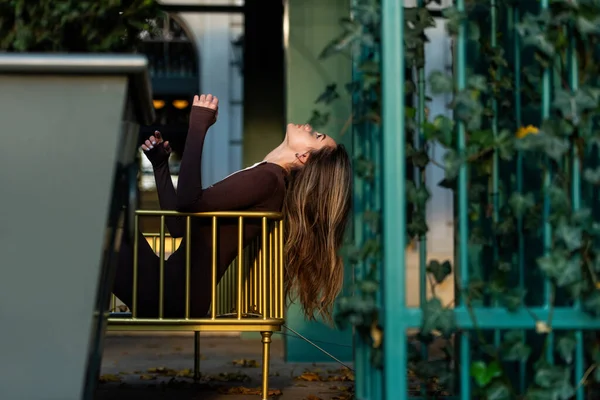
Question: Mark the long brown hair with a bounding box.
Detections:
[282,144,352,322]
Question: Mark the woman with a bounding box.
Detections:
[113,94,352,322]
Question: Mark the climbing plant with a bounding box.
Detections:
[0,0,161,52]
[312,0,600,398]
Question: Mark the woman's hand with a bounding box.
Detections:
[192,94,219,126]
[141,131,171,167]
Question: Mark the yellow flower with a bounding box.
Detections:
[516,125,539,139]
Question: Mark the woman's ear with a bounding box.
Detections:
[295,152,309,165]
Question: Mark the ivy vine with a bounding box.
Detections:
[312,0,600,398]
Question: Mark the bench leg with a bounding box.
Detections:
[260,331,272,400]
[193,331,201,382]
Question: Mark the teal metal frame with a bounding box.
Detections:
[353,0,600,399]
[381,0,407,397]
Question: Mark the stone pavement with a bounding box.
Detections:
[96,333,354,400]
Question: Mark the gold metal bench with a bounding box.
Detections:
[107,210,285,399]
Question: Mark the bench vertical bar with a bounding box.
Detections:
[260,216,271,400]
[254,242,260,313]
[186,217,192,319]
[273,222,279,318]
[278,219,284,319]
[159,216,166,319]
[261,217,268,319]
[211,216,218,319]
[237,217,244,319]
[132,214,139,318]
[268,222,274,318]
[187,215,201,382]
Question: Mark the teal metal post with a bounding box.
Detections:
[351,1,372,397]
[540,0,554,363]
[351,55,369,400]
[455,0,471,398]
[381,0,406,398]
[511,3,527,392]
[415,4,428,395]
[568,28,585,400]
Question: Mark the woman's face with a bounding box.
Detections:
[285,123,337,154]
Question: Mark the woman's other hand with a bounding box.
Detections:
[141,131,171,167]
[192,94,219,126]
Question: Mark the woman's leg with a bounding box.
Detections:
[112,230,190,318]
[112,231,162,317]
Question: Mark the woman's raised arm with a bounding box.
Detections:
[175,94,218,211]
[142,131,185,237]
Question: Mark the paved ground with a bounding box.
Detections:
[96,333,354,400]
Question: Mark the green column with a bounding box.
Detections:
[381,0,407,398]
[282,0,353,363]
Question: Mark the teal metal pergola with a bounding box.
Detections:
[350,0,599,398]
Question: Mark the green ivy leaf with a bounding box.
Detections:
[426,260,452,284]
[485,381,511,400]
[470,360,502,387]
[307,110,331,131]
[556,334,576,364]
[508,192,535,218]
[428,71,453,94]
[358,279,379,295]
[443,149,463,180]
[502,330,531,362]
[537,250,580,287]
[318,18,362,59]
[411,150,430,169]
[500,288,526,312]
[583,167,600,185]
[468,75,487,92]
[583,291,600,317]
[571,208,592,226]
[315,84,340,105]
[534,363,574,399]
[577,16,600,34]
[421,297,456,337]
[555,220,583,251]
[542,134,570,161]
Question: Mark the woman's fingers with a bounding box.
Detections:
[141,144,149,151]
[144,139,154,150]
[154,131,163,142]
[164,141,171,152]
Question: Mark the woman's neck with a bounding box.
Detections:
[263,143,295,170]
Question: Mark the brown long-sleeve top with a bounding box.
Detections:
[151,106,287,317]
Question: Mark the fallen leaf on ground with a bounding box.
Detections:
[205,372,251,382]
[99,374,122,383]
[296,372,322,382]
[232,358,259,368]
[218,386,283,396]
[139,374,156,381]
[305,395,323,400]
[145,367,194,378]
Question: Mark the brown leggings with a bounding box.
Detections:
[111,232,204,318]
